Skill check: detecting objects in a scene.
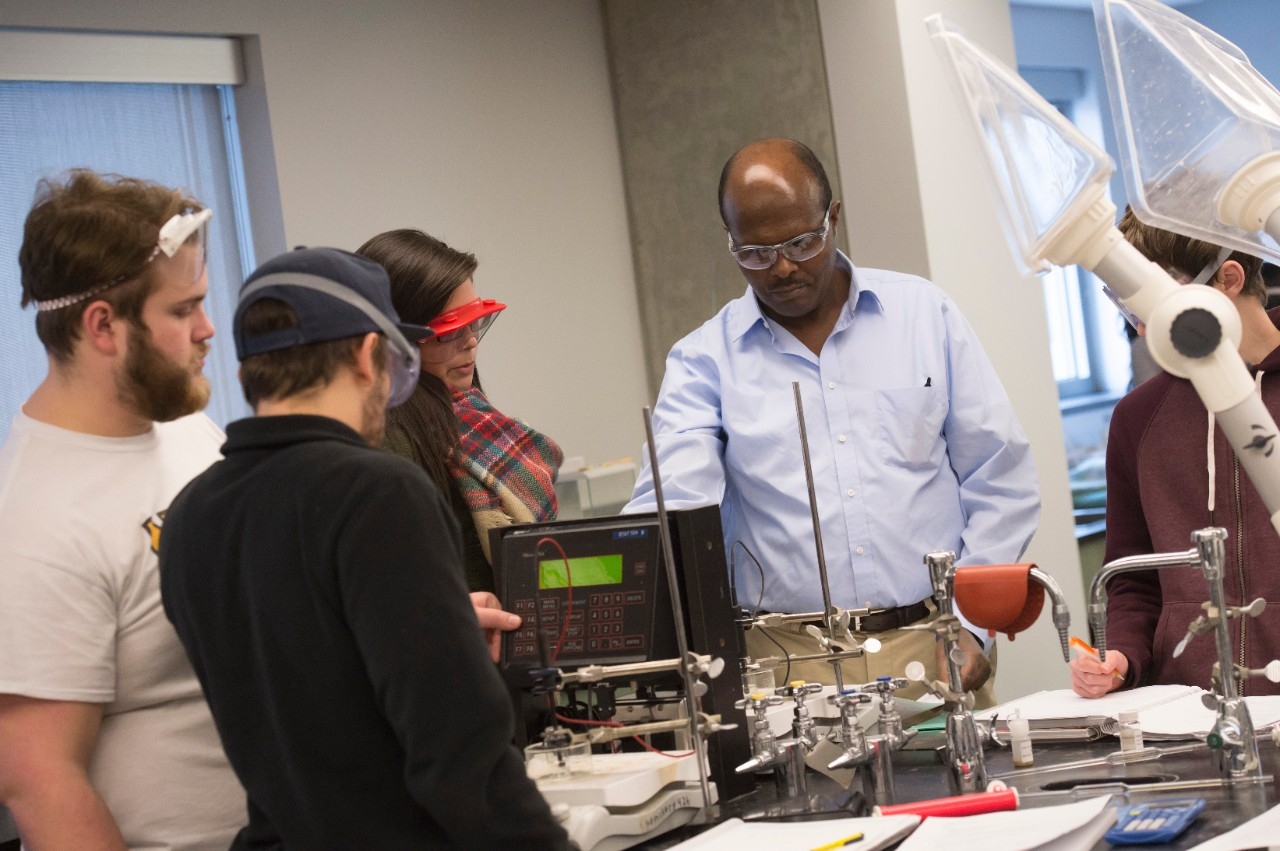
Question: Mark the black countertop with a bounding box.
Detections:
[641,730,1280,849]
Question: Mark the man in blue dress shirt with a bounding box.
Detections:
[625,138,1039,706]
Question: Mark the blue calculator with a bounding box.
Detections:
[1105,798,1206,845]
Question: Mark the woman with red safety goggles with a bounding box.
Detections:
[356,230,563,593]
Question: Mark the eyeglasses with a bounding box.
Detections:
[727,207,832,270]
[34,208,212,312]
[420,297,507,345]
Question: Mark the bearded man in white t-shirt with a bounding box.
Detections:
[0,170,245,850]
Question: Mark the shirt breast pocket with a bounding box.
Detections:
[875,387,947,470]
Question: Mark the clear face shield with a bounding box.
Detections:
[1102,245,1234,331]
[153,208,212,285]
[34,207,213,313]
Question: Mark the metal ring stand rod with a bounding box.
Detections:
[642,406,715,815]
[792,382,844,691]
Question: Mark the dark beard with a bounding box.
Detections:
[116,322,211,423]
[359,376,388,446]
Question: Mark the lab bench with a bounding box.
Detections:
[639,731,1280,849]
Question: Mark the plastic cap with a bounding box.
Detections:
[1119,710,1140,723]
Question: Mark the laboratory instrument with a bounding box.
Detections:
[489,408,755,850]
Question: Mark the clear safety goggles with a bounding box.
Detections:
[236,270,430,409]
[34,208,212,312]
[727,207,832,271]
[1101,245,1234,331]
[421,297,507,345]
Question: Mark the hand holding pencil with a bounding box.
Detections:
[1068,636,1128,698]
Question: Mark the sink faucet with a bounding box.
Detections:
[827,676,916,805]
[1089,527,1268,783]
[733,684,821,799]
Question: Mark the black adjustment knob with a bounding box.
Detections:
[1170,308,1221,359]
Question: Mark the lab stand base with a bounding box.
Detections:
[537,752,715,851]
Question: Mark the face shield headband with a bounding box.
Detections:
[236,274,428,408]
[35,207,213,312]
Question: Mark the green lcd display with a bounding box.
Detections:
[539,554,624,589]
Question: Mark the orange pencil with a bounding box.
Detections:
[1070,636,1124,682]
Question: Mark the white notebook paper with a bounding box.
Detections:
[975,684,1203,726]
[669,814,920,851]
[895,795,1115,851]
[977,684,1280,740]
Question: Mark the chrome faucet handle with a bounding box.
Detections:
[775,680,825,699]
[829,689,875,709]
[827,690,875,770]
[735,692,785,712]
[776,680,824,751]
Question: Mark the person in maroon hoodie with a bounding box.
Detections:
[1071,207,1280,699]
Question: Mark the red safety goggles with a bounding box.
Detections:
[421,297,506,344]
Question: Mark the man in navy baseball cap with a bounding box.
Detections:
[161,247,572,849]
[233,246,431,408]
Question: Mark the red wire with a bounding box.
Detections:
[535,536,572,662]
[553,712,695,758]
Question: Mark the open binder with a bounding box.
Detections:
[976,684,1280,741]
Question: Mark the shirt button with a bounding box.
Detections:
[846,489,855,497]
[828,381,836,389]
[855,546,865,555]
[838,434,847,443]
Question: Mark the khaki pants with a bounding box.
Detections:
[743,614,998,710]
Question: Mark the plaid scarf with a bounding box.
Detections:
[449,386,563,558]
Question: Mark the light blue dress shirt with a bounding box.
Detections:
[625,253,1040,639]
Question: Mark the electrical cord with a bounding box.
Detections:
[731,539,790,685]
[534,536,573,662]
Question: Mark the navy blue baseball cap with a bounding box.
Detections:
[233,247,431,407]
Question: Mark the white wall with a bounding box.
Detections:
[0,0,650,468]
[819,0,1086,701]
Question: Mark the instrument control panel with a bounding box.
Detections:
[497,520,678,673]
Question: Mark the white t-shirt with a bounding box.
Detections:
[0,411,245,850]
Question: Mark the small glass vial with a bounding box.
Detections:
[1118,710,1144,752]
[1007,710,1034,768]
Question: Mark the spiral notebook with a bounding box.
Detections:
[977,684,1280,740]
[669,814,921,850]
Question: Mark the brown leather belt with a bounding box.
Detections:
[803,600,931,633]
